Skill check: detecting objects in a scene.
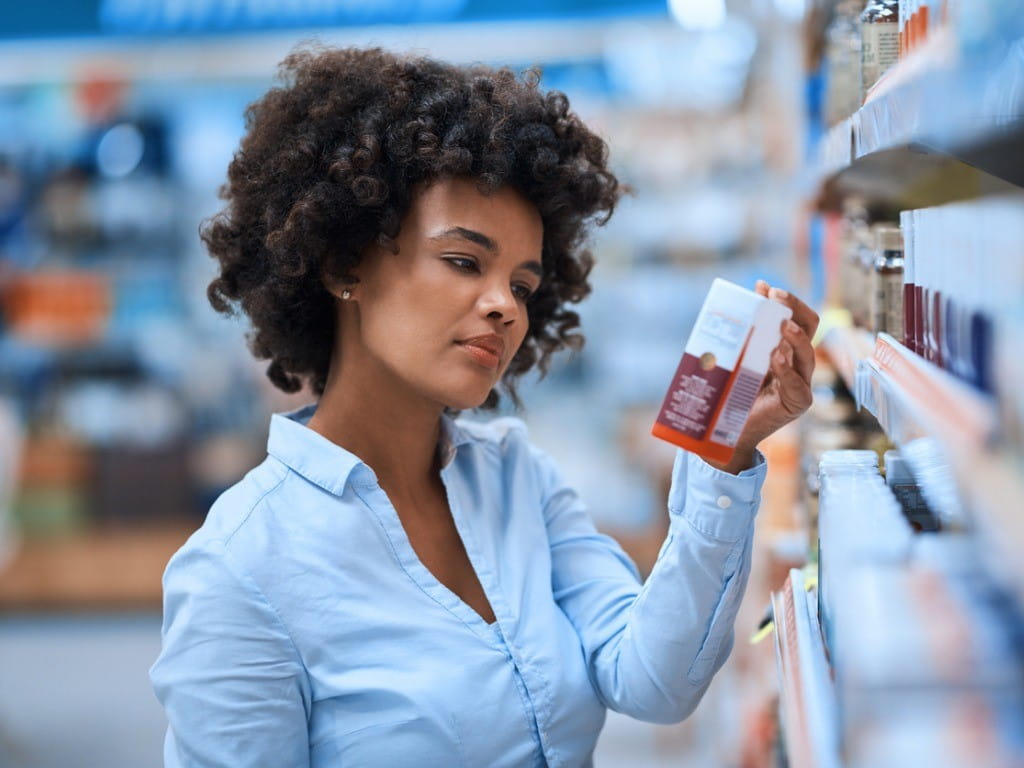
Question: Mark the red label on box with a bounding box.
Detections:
[655,352,730,440]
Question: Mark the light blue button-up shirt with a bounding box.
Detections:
[151,404,766,767]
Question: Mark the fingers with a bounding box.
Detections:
[755,280,820,338]
[756,278,818,385]
[781,319,815,384]
[770,344,813,416]
[768,285,820,338]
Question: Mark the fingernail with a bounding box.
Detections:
[770,287,789,299]
[786,320,799,333]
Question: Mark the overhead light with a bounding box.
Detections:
[667,0,727,30]
[97,123,144,179]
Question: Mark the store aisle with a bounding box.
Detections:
[594,710,697,768]
[0,615,166,768]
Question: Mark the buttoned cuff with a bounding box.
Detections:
[667,448,766,542]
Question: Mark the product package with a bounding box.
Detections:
[884,449,939,532]
[817,450,912,657]
[860,0,899,100]
[652,279,792,464]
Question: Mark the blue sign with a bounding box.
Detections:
[100,0,470,32]
[1,0,666,39]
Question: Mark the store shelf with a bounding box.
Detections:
[814,31,1024,212]
[820,325,875,395]
[850,333,1024,600]
[0,525,193,611]
[856,334,997,449]
[772,568,841,768]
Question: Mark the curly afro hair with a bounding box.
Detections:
[204,45,621,410]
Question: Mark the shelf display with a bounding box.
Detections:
[819,191,1024,597]
[772,567,841,768]
[817,449,912,655]
[859,1,899,100]
[829,548,1024,768]
[773,445,1024,768]
[900,197,1024,393]
[776,1,1024,766]
[854,332,1024,597]
[821,326,875,394]
[813,0,1024,211]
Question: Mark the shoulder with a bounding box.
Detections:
[199,456,292,543]
[166,456,295,577]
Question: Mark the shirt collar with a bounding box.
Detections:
[266,403,473,495]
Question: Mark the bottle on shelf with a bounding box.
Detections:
[824,0,866,126]
[838,199,866,323]
[899,210,917,353]
[869,223,904,338]
[860,0,899,99]
[883,449,939,531]
[898,197,1023,396]
[898,0,908,57]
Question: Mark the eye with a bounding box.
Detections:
[511,283,535,301]
[443,256,479,273]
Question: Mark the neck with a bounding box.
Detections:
[307,359,445,500]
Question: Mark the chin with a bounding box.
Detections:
[432,376,497,411]
[430,366,505,412]
[442,389,493,412]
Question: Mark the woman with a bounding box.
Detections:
[150,46,817,767]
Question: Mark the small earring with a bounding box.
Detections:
[341,289,352,300]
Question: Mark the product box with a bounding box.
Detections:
[652,279,792,464]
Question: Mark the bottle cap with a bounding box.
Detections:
[820,449,879,472]
[883,449,913,484]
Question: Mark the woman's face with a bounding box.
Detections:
[344,177,544,411]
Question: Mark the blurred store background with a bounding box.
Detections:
[2,0,1023,767]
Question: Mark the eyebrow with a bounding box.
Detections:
[431,226,543,278]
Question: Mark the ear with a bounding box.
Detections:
[321,267,359,301]
[322,239,382,299]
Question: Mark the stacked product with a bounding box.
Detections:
[816,450,912,655]
[901,197,1024,396]
[833,546,1024,768]
[836,207,905,339]
[860,1,899,99]
[822,0,904,125]
[823,0,866,126]
[821,0,1002,126]
[900,0,952,56]
[817,450,1024,767]
[800,363,887,552]
[832,195,1024,479]
[882,449,939,532]
[771,567,842,768]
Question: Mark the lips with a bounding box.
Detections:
[457,333,505,368]
[459,334,505,357]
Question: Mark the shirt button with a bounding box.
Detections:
[716,495,732,509]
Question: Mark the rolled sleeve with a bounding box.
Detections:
[668,449,766,542]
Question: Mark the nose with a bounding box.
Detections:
[478,281,518,325]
